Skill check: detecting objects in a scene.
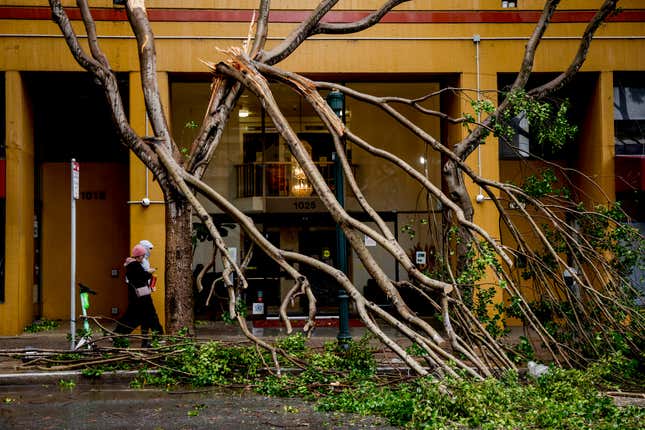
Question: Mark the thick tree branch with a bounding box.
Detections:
[313,0,411,34]
[123,1,175,157]
[187,77,242,177]
[48,0,162,180]
[528,0,620,98]
[260,0,409,65]
[250,0,272,58]
[76,0,110,67]
[259,0,339,64]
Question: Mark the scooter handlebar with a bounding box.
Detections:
[78,283,97,295]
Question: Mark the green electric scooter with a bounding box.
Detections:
[74,283,97,350]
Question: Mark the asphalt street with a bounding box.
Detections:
[0,382,397,429]
[0,321,408,429]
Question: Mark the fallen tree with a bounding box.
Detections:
[47,0,644,378]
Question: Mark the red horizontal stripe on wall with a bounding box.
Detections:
[0,7,643,24]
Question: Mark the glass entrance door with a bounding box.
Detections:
[298,228,339,315]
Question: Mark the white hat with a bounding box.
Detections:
[139,240,154,250]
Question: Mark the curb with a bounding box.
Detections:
[1,365,417,386]
[0,370,142,386]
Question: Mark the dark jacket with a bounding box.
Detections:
[115,258,163,337]
[125,259,151,300]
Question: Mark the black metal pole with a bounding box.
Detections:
[333,151,351,346]
[326,89,351,347]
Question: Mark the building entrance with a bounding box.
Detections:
[226,218,344,318]
[298,228,340,315]
[28,72,130,320]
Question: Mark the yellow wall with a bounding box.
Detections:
[1,3,643,332]
[455,71,506,311]
[40,163,129,320]
[499,159,571,304]
[1,8,645,75]
[6,1,641,11]
[494,72,617,318]
[576,72,616,206]
[128,72,168,328]
[1,72,34,335]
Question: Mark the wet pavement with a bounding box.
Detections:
[0,319,570,430]
[1,321,642,428]
[0,382,397,429]
[0,320,408,428]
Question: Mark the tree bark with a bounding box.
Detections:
[442,159,475,297]
[163,196,194,334]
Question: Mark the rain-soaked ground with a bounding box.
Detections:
[0,382,398,429]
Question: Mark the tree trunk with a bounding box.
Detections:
[443,159,475,301]
[442,160,474,223]
[164,196,195,334]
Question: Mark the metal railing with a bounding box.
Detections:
[235,161,357,198]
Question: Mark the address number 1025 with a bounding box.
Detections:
[293,200,317,210]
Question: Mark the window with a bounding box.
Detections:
[614,76,645,156]
[497,73,590,161]
[236,84,345,198]
[614,73,644,223]
[499,110,530,159]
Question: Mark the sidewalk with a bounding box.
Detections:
[0,319,384,348]
[0,318,542,385]
[0,319,408,384]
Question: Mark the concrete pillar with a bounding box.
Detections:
[445,44,504,311]
[576,72,616,205]
[128,72,169,327]
[0,71,35,335]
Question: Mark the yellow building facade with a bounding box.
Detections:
[1,0,643,334]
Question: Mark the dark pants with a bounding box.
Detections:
[114,295,163,346]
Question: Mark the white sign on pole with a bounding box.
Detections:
[72,160,80,200]
[415,251,427,265]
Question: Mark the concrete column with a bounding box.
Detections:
[445,46,504,310]
[0,71,35,335]
[128,72,169,326]
[576,72,616,205]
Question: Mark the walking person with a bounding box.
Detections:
[114,244,163,347]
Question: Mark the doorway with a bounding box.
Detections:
[28,72,130,320]
[298,227,339,314]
